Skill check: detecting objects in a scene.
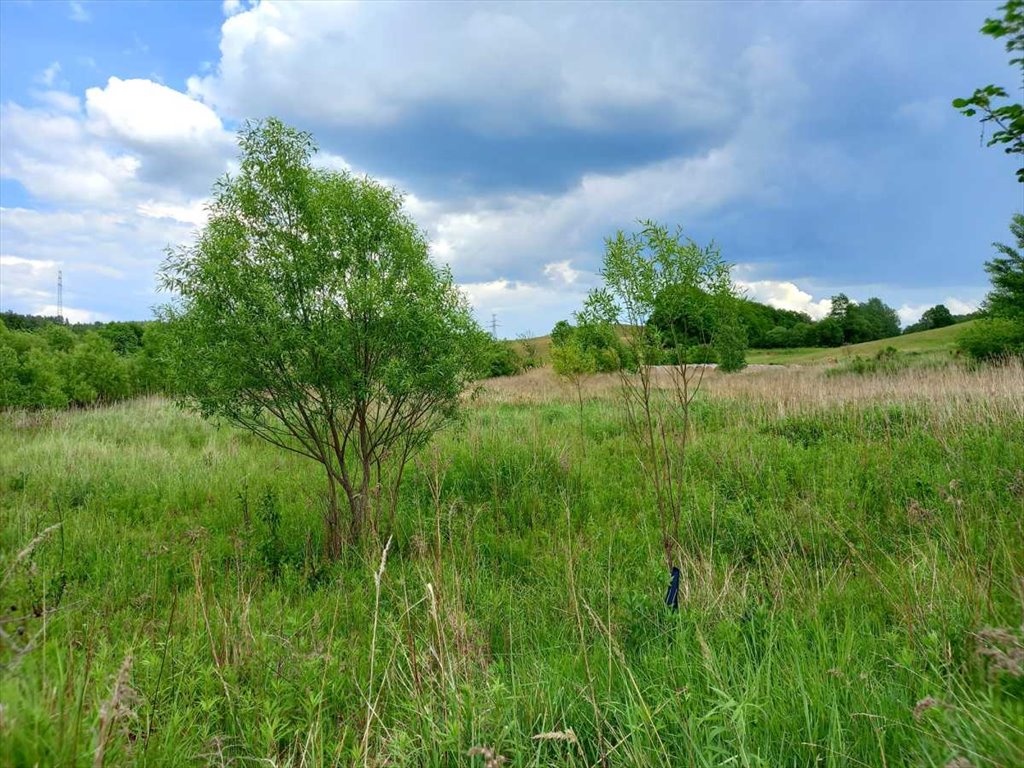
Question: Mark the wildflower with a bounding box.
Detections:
[913,696,940,720]
[976,627,1023,678]
[468,746,508,767]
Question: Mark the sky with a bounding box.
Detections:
[1,0,1021,336]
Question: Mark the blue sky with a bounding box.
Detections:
[1,0,1021,335]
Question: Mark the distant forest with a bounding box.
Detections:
[0,294,978,409]
[730,294,976,349]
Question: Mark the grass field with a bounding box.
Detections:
[513,321,973,368]
[2,360,1023,766]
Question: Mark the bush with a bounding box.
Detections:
[63,333,130,404]
[826,346,910,377]
[486,341,524,377]
[957,318,1024,360]
[548,319,631,372]
[0,317,171,409]
[682,344,717,364]
[714,316,748,372]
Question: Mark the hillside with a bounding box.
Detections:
[510,333,554,363]
[745,320,972,364]
[511,321,972,367]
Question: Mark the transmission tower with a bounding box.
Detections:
[57,268,63,324]
[490,312,500,338]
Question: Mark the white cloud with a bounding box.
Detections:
[1,255,57,271]
[34,90,81,113]
[0,253,101,320]
[223,0,245,17]
[137,199,209,227]
[189,1,742,133]
[896,305,923,326]
[737,279,832,320]
[897,297,978,326]
[69,1,90,23]
[85,78,225,146]
[84,78,233,193]
[394,30,807,295]
[1,78,233,207]
[416,143,752,284]
[945,298,976,315]
[543,260,580,285]
[39,62,62,88]
[1,255,55,313]
[0,77,226,321]
[36,304,108,324]
[459,277,589,338]
[0,102,142,205]
[312,151,351,173]
[1,207,195,320]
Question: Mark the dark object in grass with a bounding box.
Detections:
[665,566,680,612]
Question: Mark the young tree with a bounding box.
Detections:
[550,336,596,438]
[160,118,486,556]
[550,320,575,348]
[714,311,748,372]
[959,213,1024,360]
[516,332,540,370]
[485,339,523,377]
[983,212,1024,323]
[583,221,741,571]
[953,0,1024,182]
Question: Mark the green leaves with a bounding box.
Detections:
[960,212,1024,359]
[586,220,745,372]
[982,212,1024,323]
[953,1,1024,182]
[551,336,597,380]
[159,118,484,548]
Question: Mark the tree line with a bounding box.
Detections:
[0,317,170,408]
[0,310,521,408]
[544,290,947,374]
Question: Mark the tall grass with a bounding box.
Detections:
[1,362,1022,766]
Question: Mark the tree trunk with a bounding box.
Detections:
[324,471,343,559]
[350,494,366,545]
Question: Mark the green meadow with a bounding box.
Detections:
[2,362,1022,767]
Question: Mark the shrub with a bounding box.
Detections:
[486,341,524,377]
[957,318,1024,360]
[63,333,130,404]
[682,344,717,364]
[548,318,631,372]
[826,346,912,377]
[715,315,748,372]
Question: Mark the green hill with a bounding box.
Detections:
[512,321,973,367]
[746,321,972,365]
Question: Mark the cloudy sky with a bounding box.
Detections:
[1,0,1021,334]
